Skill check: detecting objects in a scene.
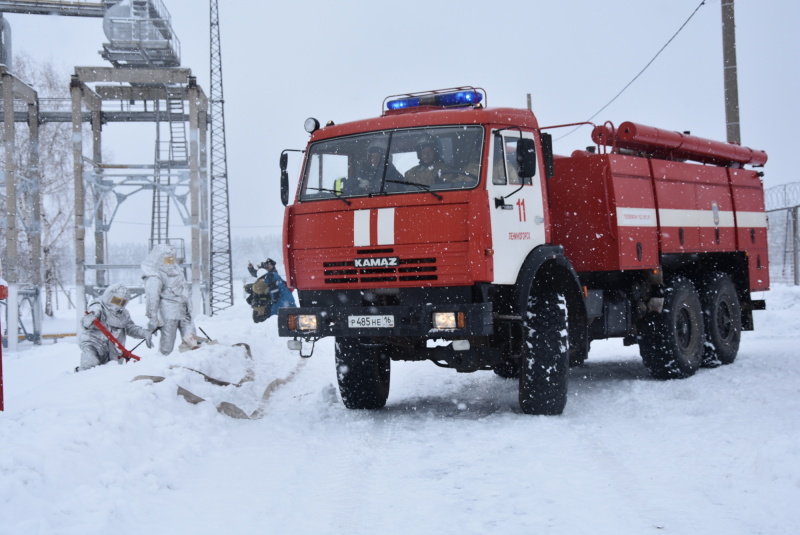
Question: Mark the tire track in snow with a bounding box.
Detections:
[566,417,754,534]
[317,417,401,533]
[262,355,425,534]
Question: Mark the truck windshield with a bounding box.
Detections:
[299,126,484,201]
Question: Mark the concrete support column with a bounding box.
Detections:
[71,76,86,329]
[188,81,203,315]
[91,109,105,287]
[28,98,42,342]
[721,0,741,145]
[3,71,18,351]
[198,91,210,312]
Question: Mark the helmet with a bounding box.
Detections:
[367,144,385,156]
[260,258,277,270]
[103,284,131,313]
[415,134,440,160]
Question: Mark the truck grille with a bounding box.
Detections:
[323,254,438,284]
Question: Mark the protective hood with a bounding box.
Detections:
[142,244,180,278]
[102,283,131,314]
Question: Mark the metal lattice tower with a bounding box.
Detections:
[208,0,233,313]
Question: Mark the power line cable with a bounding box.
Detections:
[556,0,707,141]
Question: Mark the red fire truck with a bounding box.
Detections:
[277,87,768,415]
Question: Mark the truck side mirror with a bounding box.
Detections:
[517,138,537,178]
[540,132,555,179]
[280,152,289,206]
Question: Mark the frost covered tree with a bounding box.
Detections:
[0,53,83,315]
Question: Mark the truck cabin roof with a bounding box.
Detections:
[307,107,542,142]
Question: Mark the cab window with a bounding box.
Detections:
[299,126,484,201]
[491,134,530,186]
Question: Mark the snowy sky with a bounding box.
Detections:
[3,0,799,243]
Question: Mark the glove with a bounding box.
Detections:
[81,313,97,329]
[147,318,160,332]
[144,331,154,349]
[183,333,201,350]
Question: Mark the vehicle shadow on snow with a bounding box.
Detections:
[571,357,652,385]
[377,356,651,418]
[381,391,514,420]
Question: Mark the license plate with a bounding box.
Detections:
[348,315,395,328]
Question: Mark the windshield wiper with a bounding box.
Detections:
[385,180,443,200]
[305,187,351,205]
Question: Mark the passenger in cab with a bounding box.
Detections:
[404,135,447,186]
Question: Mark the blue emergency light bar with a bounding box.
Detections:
[387,97,421,110]
[386,89,483,111]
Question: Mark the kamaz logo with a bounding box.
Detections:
[354,257,399,268]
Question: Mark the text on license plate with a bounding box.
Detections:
[348,315,395,328]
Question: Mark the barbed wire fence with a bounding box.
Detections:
[765,182,800,286]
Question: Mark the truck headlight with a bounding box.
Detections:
[432,312,465,330]
[288,314,318,332]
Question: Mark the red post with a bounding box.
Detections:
[0,316,4,412]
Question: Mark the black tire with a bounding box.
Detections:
[698,273,741,366]
[568,337,589,367]
[335,338,391,410]
[493,360,520,379]
[638,276,704,379]
[519,290,569,415]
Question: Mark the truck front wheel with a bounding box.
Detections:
[519,290,569,415]
[638,276,704,379]
[335,338,391,410]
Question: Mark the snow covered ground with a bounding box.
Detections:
[1,286,798,535]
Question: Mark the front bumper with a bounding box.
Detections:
[277,302,493,339]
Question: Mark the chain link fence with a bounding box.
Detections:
[765,182,800,285]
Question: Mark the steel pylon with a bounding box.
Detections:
[208,0,233,314]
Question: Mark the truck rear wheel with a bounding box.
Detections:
[639,276,704,379]
[519,290,569,415]
[335,338,391,410]
[699,272,741,366]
